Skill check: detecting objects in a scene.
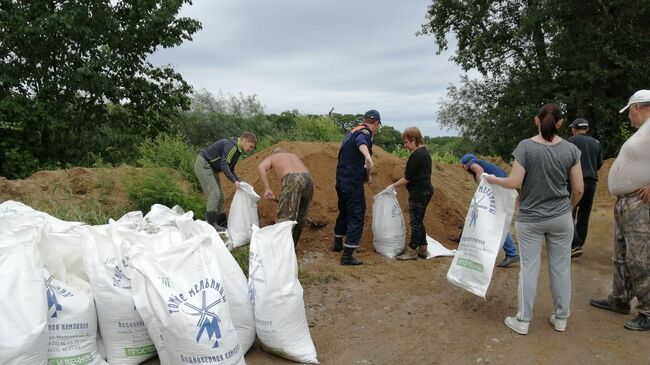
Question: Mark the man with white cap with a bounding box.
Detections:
[590,89,650,331]
[567,118,603,257]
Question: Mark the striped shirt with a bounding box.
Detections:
[200,138,242,182]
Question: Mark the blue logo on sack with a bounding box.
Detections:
[469,186,497,228]
[247,252,265,306]
[167,278,227,348]
[44,273,73,319]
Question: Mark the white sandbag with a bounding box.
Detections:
[249,222,318,364]
[112,211,146,230]
[228,182,260,247]
[131,234,245,365]
[82,225,157,365]
[424,235,457,259]
[41,232,106,365]
[144,204,193,227]
[0,200,83,233]
[47,231,91,283]
[372,186,406,258]
[447,175,517,298]
[117,224,186,365]
[176,219,256,354]
[0,225,48,365]
[43,268,106,365]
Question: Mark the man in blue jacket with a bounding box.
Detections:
[194,132,257,231]
[461,153,520,267]
[333,110,381,265]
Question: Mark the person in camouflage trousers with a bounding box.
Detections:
[257,149,314,246]
[590,90,650,331]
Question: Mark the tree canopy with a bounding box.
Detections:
[0,0,201,178]
[421,0,650,159]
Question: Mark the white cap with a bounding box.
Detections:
[619,89,650,113]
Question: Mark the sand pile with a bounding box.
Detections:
[223,141,476,250]
[0,142,478,252]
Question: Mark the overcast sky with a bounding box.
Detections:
[150,0,469,137]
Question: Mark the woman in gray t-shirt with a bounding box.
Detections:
[486,103,584,335]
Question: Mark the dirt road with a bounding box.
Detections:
[239,204,648,364]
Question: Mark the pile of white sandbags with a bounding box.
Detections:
[0,198,318,364]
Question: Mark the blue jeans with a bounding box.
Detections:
[503,232,518,257]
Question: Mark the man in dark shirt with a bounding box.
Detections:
[194,132,257,230]
[567,118,603,257]
[461,154,520,267]
[333,110,381,265]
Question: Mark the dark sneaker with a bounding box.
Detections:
[340,255,363,266]
[396,246,418,261]
[497,255,520,267]
[571,247,583,258]
[624,314,650,331]
[589,298,630,314]
[332,236,343,252]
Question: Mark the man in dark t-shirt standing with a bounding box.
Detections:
[567,118,603,258]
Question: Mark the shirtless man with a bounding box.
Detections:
[257,149,314,246]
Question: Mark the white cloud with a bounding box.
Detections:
[150,0,466,137]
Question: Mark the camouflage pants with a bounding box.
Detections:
[609,193,650,315]
[277,173,314,246]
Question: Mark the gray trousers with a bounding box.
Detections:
[515,212,573,321]
[194,155,224,213]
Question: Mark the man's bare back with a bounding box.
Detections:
[257,150,310,201]
[265,152,309,180]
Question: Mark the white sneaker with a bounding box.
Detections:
[504,316,529,335]
[549,315,567,332]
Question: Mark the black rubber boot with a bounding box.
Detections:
[340,247,362,266]
[206,211,217,226]
[216,213,228,228]
[332,236,344,252]
[206,211,226,232]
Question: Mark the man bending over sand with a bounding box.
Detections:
[257,149,314,246]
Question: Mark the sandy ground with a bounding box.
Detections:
[232,206,647,365]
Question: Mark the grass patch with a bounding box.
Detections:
[126,168,205,219]
[48,197,113,225]
[231,246,250,274]
[299,269,341,286]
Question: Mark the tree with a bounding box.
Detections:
[421,0,650,159]
[0,0,201,178]
[374,125,402,152]
[328,110,361,133]
[175,89,269,148]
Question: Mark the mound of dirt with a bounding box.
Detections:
[222,141,477,252]
[0,166,195,221]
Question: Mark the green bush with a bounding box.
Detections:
[126,168,205,219]
[230,247,249,275]
[392,145,411,158]
[2,147,38,179]
[291,115,343,141]
[138,133,199,188]
[431,150,458,165]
